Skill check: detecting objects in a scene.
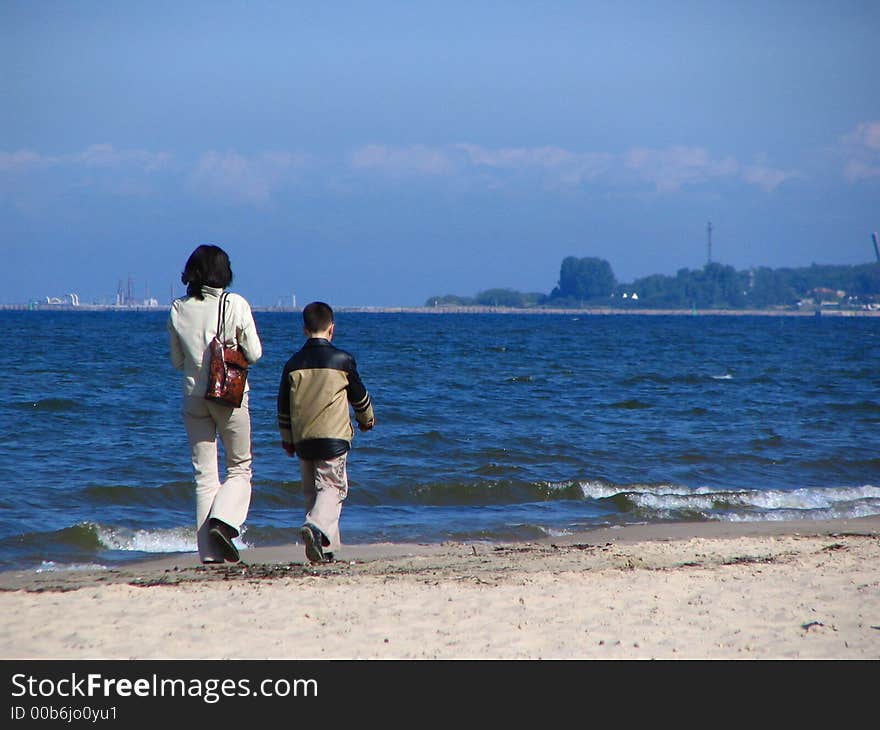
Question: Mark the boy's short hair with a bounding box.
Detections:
[303,301,334,333]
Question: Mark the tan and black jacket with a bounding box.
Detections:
[277,338,374,460]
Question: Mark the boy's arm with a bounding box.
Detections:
[346,357,375,430]
[277,364,295,455]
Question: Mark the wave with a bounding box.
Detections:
[92,524,199,553]
[801,457,880,471]
[374,479,589,506]
[749,434,783,449]
[9,523,105,551]
[81,482,192,508]
[438,523,575,542]
[340,477,880,524]
[474,463,523,476]
[609,399,652,409]
[828,400,880,415]
[0,521,260,573]
[621,372,734,386]
[5,522,189,553]
[4,483,878,572]
[6,522,250,557]
[11,398,83,413]
[92,523,249,554]
[578,481,880,522]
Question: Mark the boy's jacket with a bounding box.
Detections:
[277,338,374,459]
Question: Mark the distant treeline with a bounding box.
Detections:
[426,256,880,310]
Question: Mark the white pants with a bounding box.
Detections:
[299,453,348,553]
[182,393,253,561]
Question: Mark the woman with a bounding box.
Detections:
[167,244,263,563]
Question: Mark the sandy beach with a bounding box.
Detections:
[1,517,878,660]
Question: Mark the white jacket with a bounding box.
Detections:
[167,286,263,397]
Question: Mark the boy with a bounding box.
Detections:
[277,302,375,563]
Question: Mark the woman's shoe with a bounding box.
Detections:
[208,518,240,563]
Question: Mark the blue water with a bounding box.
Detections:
[1,310,879,572]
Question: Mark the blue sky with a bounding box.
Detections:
[2,1,879,306]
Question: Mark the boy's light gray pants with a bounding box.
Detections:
[299,453,349,553]
[182,393,253,562]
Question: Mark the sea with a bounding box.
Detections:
[1,309,879,573]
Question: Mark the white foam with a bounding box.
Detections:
[94,525,196,553]
[631,493,718,510]
[576,481,720,500]
[574,480,635,499]
[724,485,880,511]
[537,525,573,538]
[36,561,108,573]
[572,481,880,520]
[93,525,251,554]
[722,500,880,523]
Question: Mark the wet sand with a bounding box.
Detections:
[1,517,878,659]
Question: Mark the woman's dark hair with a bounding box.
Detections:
[181,245,233,299]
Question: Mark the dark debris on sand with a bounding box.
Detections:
[128,561,349,588]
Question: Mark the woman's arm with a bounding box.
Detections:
[167,307,185,370]
[234,296,263,364]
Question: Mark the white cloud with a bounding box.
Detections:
[350,144,453,176]
[844,160,880,182]
[350,142,792,193]
[76,144,171,172]
[0,149,58,171]
[0,145,175,207]
[3,139,802,207]
[741,164,797,192]
[624,146,739,192]
[350,142,612,188]
[457,144,570,167]
[188,149,308,204]
[455,144,613,186]
[845,122,880,151]
[0,144,172,173]
[2,144,310,206]
[841,121,880,182]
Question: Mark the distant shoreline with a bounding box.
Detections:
[2,303,879,317]
[335,305,880,317]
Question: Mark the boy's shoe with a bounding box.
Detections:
[301,523,326,563]
[208,518,240,563]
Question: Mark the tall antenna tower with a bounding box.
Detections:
[707,221,713,265]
